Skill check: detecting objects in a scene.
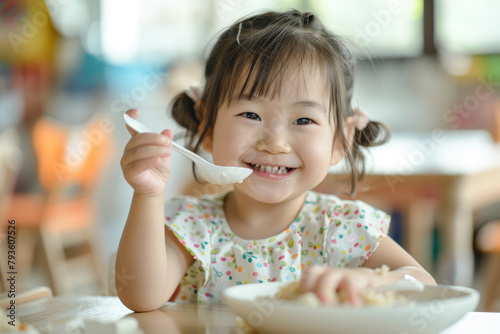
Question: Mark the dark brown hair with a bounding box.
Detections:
[171,9,389,195]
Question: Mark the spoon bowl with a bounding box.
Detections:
[123,113,253,185]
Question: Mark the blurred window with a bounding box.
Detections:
[435,0,500,54]
[308,0,424,58]
[209,0,289,34]
[101,0,313,64]
[100,0,487,64]
[101,0,211,64]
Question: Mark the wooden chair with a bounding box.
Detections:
[8,115,113,295]
[476,220,500,311]
[0,286,52,308]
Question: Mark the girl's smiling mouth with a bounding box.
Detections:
[246,163,297,179]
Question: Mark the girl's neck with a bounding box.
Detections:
[223,190,308,240]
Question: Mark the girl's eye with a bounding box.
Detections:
[293,118,313,125]
[239,112,261,121]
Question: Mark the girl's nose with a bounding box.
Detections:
[255,128,291,154]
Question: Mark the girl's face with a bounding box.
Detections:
[206,65,345,204]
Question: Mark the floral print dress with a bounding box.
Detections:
[164,190,390,304]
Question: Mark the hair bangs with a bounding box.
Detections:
[219,28,331,109]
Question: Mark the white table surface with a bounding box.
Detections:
[441,312,500,333]
[329,129,500,175]
[14,296,500,334]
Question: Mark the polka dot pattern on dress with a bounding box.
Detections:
[165,191,390,304]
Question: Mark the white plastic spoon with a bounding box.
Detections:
[123,113,253,185]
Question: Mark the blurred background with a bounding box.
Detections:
[0,0,499,311]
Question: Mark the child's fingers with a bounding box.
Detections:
[300,265,324,292]
[312,270,342,305]
[126,108,140,118]
[160,129,173,141]
[125,133,171,153]
[337,279,361,306]
[125,156,169,176]
[121,145,171,168]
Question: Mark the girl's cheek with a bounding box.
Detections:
[298,137,332,157]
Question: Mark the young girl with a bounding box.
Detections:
[116,9,435,312]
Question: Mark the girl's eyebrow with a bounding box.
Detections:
[292,100,326,113]
[236,94,326,113]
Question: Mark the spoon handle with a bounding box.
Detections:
[123,113,209,167]
[375,274,425,292]
[171,141,208,166]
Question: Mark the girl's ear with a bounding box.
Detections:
[330,116,355,165]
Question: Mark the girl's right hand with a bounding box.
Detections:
[121,109,173,198]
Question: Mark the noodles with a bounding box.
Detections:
[235,266,414,332]
[375,264,390,275]
[262,265,411,307]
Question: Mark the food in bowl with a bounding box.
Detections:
[261,265,410,307]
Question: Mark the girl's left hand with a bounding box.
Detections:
[300,265,389,306]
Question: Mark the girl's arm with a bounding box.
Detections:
[115,194,193,312]
[115,109,193,312]
[301,236,436,306]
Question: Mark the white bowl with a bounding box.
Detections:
[223,282,479,334]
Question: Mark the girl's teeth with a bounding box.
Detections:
[250,164,291,174]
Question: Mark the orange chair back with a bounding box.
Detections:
[32,116,113,196]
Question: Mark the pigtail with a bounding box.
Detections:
[356,120,390,148]
[344,120,390,196]
[170,92,201,151]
